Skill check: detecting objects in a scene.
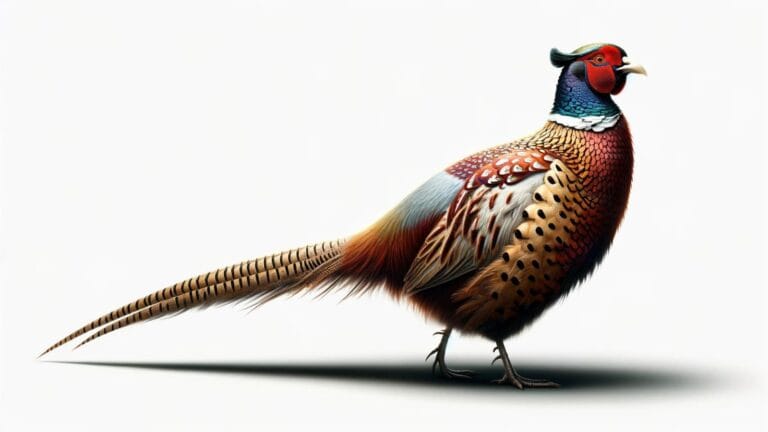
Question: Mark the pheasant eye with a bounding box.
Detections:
[593,55,605,64]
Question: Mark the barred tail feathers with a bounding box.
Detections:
[39,239,345,357]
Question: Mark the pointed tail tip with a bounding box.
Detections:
[73,340,88,351]
[37,347,53,359]
[39,341,65,359]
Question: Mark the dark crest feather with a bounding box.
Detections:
[550,48,579,67]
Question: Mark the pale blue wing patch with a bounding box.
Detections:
[403,173,544,294]
[392,171,464,229]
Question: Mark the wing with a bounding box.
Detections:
[402,149,557,294]
[451,158,586,331]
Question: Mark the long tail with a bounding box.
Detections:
[39,239,346,357]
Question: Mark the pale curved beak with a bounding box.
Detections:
[617,58,647,76]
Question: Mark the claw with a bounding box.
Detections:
[425,327,475,380]
[491,340,559,389]
[515,376,552,383]
[493,374,525,389]
[513,373,560,388]
[443,369,474,380]
[425,348,439,362]
[522,380,560,388]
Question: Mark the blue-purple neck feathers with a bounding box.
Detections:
[550,68,620,118]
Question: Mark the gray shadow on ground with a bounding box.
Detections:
[48,360,714,394]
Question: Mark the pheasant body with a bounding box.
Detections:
[448,119,632,339]
[42,43,643,388]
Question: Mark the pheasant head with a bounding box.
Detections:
[548,43,646,130]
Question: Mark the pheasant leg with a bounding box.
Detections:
[425,328,474,379]
[492,340,559,389]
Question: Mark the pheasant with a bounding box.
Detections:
[41,43,645,388]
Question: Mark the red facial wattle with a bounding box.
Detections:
[585,63,616,94]
[579,45,626,95]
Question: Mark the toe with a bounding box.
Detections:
[444,369,474,380]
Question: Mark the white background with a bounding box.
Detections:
[1,0,766,430]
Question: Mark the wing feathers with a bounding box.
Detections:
[403,149,557,294]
